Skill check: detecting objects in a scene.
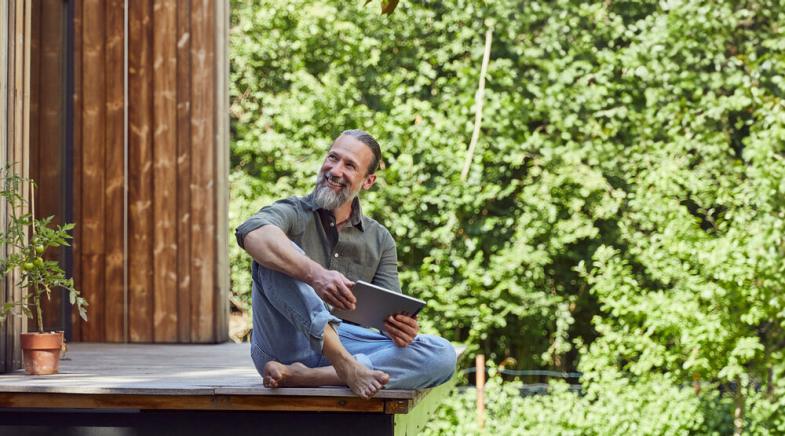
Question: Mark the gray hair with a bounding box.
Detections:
[339,129,382,174]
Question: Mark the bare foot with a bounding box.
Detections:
[263,361,309,388]
[262,360,388,398]
[333,358,390,399]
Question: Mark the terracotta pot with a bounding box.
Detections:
[20,331,64,375]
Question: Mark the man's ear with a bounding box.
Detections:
[362,173,377,190]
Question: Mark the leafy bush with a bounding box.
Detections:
[230,0,785,432]
[423,371,735,436]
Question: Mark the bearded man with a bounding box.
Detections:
[235,130,456,399]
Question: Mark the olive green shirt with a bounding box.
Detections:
[235,193,401,293]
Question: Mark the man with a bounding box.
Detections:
[235,130,456,399]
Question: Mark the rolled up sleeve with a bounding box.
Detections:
[235,197,301,249]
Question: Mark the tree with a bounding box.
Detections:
[230,1,785,432]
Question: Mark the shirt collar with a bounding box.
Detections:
[304,193,365,232]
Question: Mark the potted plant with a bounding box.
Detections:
[0,167,88,375]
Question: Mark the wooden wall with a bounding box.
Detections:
[71,0,229,343]
[0,0,32,372]
[29,0,68,334]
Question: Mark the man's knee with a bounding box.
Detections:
[417,335,457,384]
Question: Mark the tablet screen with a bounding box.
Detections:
[330,280,426,331]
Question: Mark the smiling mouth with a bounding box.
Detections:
[324,175,346,190]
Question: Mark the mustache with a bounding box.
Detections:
[320,171,347,188]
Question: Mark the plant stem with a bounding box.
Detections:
[33,284,43,333]
[31,180,43,333]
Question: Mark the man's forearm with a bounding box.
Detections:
[242,225,323,285]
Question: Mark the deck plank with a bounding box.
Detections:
[0,343,434,403]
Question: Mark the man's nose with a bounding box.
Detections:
[329,163,347,179]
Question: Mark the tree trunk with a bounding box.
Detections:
[734,378,745,436]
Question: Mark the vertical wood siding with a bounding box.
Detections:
[29,0,67,333]
[71,0,83,343]
[71,0,228,343]
[2,0,228,363]
[127,0,154,343]
[175,0,193,342]
[1,0,32,372]
[80,0,107,342]
[189,0,216,343]
[152,0,178,343]
[74,0,228,343]
[104,0,126,343]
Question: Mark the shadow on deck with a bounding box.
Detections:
[0,343,461,436]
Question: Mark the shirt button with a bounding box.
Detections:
[334,252,339,258]
[330,222,335,227]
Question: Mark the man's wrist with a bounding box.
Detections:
[302,260,323,288]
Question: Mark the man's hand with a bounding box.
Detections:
[311,269,357,310]
[384,313,419,347]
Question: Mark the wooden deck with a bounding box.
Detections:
[0,343,460,436]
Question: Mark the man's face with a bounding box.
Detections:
[313,135,377,211]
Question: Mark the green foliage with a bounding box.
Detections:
[230,0,785,432]
[0,167,88,332]
[423,370,736,435]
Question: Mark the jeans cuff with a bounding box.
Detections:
[308,310,342,354]
[353,353,373,370]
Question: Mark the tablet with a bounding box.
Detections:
[330,280,426,331]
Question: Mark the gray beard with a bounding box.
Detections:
[313,170,357,210]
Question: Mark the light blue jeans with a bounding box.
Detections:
[249,248,456,390]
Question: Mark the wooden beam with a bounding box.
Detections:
[20,0,32,177]
[152,0,178,342]
[128,0,154,342]
[35,0,67,332]
[14,0,32,344]
[0,0,13,372]
[189,0,216,342]
[70,0,83,342]
[476,353,485,429]
[175,0,192,343]
[27,0,38,235]
[0,0,33,368]
[213,0,230,343]
[80,0,107,341]
[0,392,386,413]
[104,0,125,342]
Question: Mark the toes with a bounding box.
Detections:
[375,371,390,384]
[352,382,375,400]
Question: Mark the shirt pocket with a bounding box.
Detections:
[344,259,377,283]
